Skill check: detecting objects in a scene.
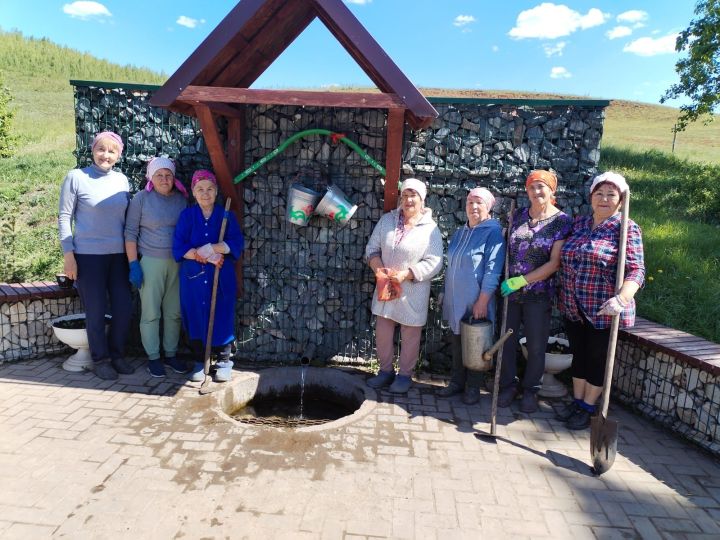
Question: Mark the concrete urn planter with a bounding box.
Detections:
[50,314,109,372]
[520,336,573,398]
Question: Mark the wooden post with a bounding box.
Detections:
[193,102,245,295]
[227,112,246,297]
[384,108,405,212]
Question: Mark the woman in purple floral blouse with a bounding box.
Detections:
[555,172,644,430]
[498,170,573,413]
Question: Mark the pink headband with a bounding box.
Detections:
[468,187,495,211]
[91,131,124,153]
[144,157,188,198]
[191,169,217,188]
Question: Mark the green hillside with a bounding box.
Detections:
[0,31,719,341]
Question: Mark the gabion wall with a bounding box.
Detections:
[72,82,607,369]
[614,338,720,454]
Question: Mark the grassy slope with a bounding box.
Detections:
[1,32,719,340]
[0,31,165,280]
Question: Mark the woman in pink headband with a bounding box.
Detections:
[364,178,444,394]
[173,169,245,384]
[57,130,134,380]
[437,186,506,404]
[124,157,189,377]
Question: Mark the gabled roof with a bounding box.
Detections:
[150,0,437,129]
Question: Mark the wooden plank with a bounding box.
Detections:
[193,103,243,219]
[179,86,406,109]
[7,283,31,301]
[150,0,270,107]
[212,0,315,88]
[0,282,17,302]
[383,108,405,212]
[311,0,437,128]
[227,114,246,298]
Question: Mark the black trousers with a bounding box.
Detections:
[499,296,552,392]
[75,253,132,363]
[189,340,232,363]
[563,317,611,387]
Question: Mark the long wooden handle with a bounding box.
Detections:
[203,198,233,375]
[598,194,630,418]
[490,199,515,435]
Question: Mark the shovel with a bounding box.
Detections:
[199,197,232,396]
[475,200,515,443]
[590,194,630,474]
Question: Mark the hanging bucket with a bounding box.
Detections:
[460,317,495,371]
[287,184,321,226]
[315,185,358,225]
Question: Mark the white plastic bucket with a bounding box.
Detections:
[287,184,321,226]
[315,185,358,225]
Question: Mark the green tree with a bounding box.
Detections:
[0,73,14,157]
[661,0,720,131]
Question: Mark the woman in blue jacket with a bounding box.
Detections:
[438,188,505,404]
[172,170,244,383]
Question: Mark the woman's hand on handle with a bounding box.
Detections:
[472,293,490,319]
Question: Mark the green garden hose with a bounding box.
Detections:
[233,128,386,184]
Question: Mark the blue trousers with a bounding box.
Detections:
[75,253,132,363]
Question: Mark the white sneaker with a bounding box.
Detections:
[190,362,205,382]
[214,360,234,382]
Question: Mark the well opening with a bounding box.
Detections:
[215,367,376,432]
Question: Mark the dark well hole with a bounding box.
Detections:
[230,384,362,428]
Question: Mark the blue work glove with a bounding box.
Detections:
[128,260,143,289]
[501,275,528,297]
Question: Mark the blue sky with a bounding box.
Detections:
[0,0,696,105]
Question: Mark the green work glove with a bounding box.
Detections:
[501,276,528,297]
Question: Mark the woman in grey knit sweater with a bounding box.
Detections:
[58,131,133,381]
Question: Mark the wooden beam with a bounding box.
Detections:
[178,100,245,119]
[179,86,406,109]
[192,101,244,234]
[383,108,405,212]
[227,112,246,297]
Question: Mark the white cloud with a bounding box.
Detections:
[550,66,571,79]
[344,0,372,4]
[543,41,566,57]
[176,16,206,29]
[509,3,609,40]
[62,1,111,20]
[617,10,647,24]
[453,15,476,28]
[606,26,632,39]
[623,34,678,56]
[491,45,500,53]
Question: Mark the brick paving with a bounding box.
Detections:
[1,357,720,539]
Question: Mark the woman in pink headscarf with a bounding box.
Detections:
[124,157,188,377]
[364,178,444,394]
[172,170,244,384]
[437,187,506,405]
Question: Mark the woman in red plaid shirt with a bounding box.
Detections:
[556,172,645,430]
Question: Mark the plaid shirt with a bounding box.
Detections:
[559,214,645,329]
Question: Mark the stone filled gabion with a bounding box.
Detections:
[0,297,83,364]
[72,83,607,369]
[613,341,720,451]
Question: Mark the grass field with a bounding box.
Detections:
[1,31,719,341]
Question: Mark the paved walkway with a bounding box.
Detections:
[1,357,719,539]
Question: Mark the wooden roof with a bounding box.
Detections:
[150,0,437,129]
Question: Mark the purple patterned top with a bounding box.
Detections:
[507,208,573,299]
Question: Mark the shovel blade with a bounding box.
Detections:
[590,414,618,475]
